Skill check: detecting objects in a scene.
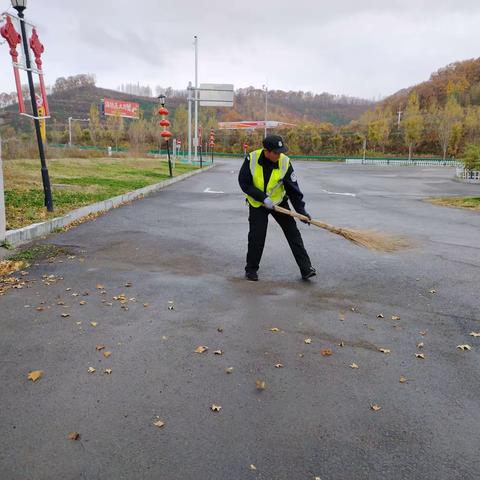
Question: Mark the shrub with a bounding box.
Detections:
[461,144,480,171]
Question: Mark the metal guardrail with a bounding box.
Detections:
[456,167,480,183]
[346,158,461,166]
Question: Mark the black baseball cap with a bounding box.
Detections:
[263,135,288,153]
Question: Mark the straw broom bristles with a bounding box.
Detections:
[273,205,410,253]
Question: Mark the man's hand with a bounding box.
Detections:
[300,211,311,224]
[263,197,274,210]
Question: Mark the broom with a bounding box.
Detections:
[273,205,410,253]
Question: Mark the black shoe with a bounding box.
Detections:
[301,267,316,280]
[245,271,258,281]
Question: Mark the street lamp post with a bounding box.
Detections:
[11,0,53,211]
[262,84,268,138]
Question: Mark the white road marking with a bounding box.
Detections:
[321,189,356,197]
[204,187,224,194]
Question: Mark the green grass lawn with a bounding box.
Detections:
[427,197,480,211]
[3,157,196,230]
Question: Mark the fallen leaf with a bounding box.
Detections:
[143,303,149,308]
[417,342,424,349]
[378,348,391,354]
[57,301,65,306]
[217,327,224,333]
[88,367,96,373]
[250,465,257,471]
[104,369,112,374]
[124,282,132,287]
[153,420,165,428]
[210,404,222,412]
[68,432,80,440]
[338,341,345,347]
[429,289,436,294]
[103,351,112,358]
[76,321,82,325]
[391,315,401,321]
[96,344,105,351]
[377,313,384,319]
[256,380,266,390]
[195,346,208,354]
[370,403,382,412]
[213,350,223,355]
[226,367,234,374]
[469,332,480,338]
[269,327,280,332]
[304,338,312,345]
[420,331,428,336]
[399,376,408,384]
[415,353,425,359]
[275,363,284,368]
[79,301,87,305]
[96,284,104,290]
[298,353,304,358]
[27,370,43,382]
[350,363,359,369]
[457,344,472,351]
[90,322,97,327]
[61,313,70,318]
[321,349,333,356]
[168,301,175,310]
[339,312,346,321]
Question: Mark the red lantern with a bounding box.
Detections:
[161,131,172,138]
[158,107,169,116]
[159,119,171,127]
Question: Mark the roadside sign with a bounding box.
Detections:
[199,83,234,107]
[103,98,139,119]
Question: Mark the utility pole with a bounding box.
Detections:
[68,117,89,147]
[397,108,403,128]
[194,35,198,162]
[0,133,6,243]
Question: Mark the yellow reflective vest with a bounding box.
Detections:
[245,149,290,208]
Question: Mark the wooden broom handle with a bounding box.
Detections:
[273,205,340,233]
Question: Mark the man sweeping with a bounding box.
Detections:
[238,134,316,281]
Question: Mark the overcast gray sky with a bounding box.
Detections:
[1,0,480,99]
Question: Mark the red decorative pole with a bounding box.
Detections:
[29,28,49,116]
[209,129,215,163]
[0,16,25,113]
[158,95,173,177]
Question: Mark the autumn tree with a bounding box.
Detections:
[88,103,102,145]
[403,92,424,160]
[436,96,464,160]
[106,112,124,151]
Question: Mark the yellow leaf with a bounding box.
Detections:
[96,284,104,290]
[104,369,112,374]
[269,327,280,332]
[90,322,97,327]
[275,363,284,368]
[304,338,312,344]
[153,420,165,428]
[211,404,222,412]
[469,332,480,338]
[378,348,391,354]
[103,351,112,358]
[350,363,359,369]
[256,380,266,391]
[399,376,408,384]
[68,432,80,440]
[321,349,333,356]
[415,353,425,359]
[27,370,43,382]
[79,301,87,305]
[195,346,208,354]
[370,403,382,412]
[457,344,472,351]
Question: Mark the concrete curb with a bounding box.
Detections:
[5,164,216,248]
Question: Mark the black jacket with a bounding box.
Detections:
[238,150,307,215]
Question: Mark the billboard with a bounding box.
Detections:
[199,83,234,107]
[103,98,139,119]
[218,121,295,130]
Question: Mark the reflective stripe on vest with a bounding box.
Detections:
[245,149,290,208]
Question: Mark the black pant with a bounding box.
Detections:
[245,200,312,275]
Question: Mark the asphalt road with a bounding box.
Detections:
[1,160,479,480]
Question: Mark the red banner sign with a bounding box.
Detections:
[104,98,139,119]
